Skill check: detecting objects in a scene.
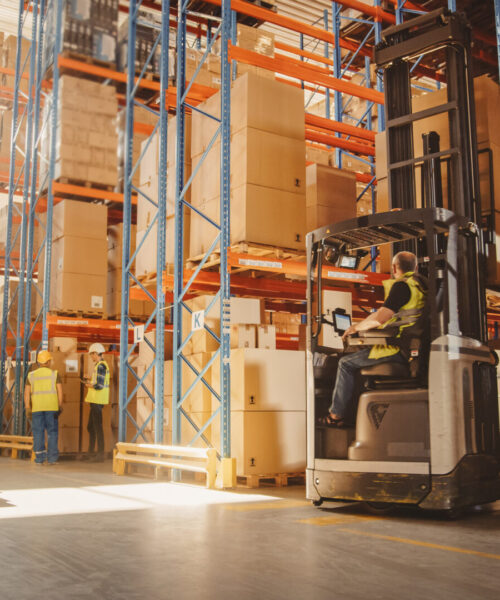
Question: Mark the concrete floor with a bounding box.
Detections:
[0,457,499,600]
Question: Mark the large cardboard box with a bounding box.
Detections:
[191,72,305,157]
[211,348,306,412]
[59,401,81,429]
[52,200,108,241]
[50,271,106,314]
[375,131,387,180]
[107,223,137,271]
[306,164,356,232]
[189,184,306,257]
[59,427,80,453]
[306,145,330,166]
[52,236,107,277]
[313,290,352,349]
[192,128,306,205]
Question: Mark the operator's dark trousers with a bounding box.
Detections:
[87,403,104,455]
[330,349,407,419]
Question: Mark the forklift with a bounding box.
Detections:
[306,9,500,513]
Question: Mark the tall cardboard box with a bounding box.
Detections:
[191,128,306,205]
[52,199,107,241]
[189,184,306,257]
[211,349,306,412]
[191,72,305,157]
[313,290,352,349]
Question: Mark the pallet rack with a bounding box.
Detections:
[1,1,500,460]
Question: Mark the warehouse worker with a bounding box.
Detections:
[24,350,63,465]
[320,251,427,427]
[83,342,110,463]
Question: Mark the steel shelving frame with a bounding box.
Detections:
[118,0,170,446]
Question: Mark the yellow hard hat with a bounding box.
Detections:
[37,350,52,364]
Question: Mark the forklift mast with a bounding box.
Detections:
[375,8,487,343]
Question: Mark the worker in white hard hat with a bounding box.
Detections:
[82,342,110,462]
[24,350,63,465]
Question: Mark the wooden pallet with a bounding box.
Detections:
[237,471,305,489]
[55,177,115,193]
[186,242,306,271]
[49,309,105,320]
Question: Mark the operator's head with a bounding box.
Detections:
[392,251,418,278]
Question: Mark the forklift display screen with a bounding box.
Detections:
[334,313,352,332]
[338,255,358,269]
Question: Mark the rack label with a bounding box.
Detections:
[134,325,145,344]
[327,270,367,281]
[192,310,205,332]
[238,258,283,269]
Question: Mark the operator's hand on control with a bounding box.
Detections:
[342,324,357,341]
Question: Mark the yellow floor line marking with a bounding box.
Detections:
[338,528,500,561]
[297,514,381,526]
[223,500,311,512]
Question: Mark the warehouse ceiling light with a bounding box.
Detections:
[0,482,280,520]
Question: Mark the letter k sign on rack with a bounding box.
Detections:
[192,310,205,332]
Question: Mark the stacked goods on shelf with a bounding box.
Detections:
[43,0,118,72]
[117,9,176,78]
[135,113,192,277]
[116,104,158,190]
[156,293,307,478]
[49,337,82,453]
[107,223,156,318]
[190,72,306,257]
[40,75,118,189]
[306,164,356,232]
[209,348,307,477]
[0,107,26,181]
[37,200,108,315]
[1,34,31,94]
[375,75,500,278]
[265,311,303,335]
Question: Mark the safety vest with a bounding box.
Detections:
[28,367,59,412]
[369,271,427,360]
[85,360,110,405]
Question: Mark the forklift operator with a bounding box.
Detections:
[320,251,428,428]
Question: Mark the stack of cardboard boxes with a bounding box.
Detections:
[135,114,192,277]
[375,75,500,278]
[40,75,118,188]
[134,293,308,477]
[190,72,306,257]
[1,34,31,95]
[38,200,108,315]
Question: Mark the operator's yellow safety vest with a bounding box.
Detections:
[27,367,59,412]
[369,271,427,360]
[85,360,110,405]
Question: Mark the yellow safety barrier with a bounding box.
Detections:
[113,442,218,489]
[0,434,34,459]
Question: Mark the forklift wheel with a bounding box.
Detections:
[364,501,396,515]
[312,499,324,507]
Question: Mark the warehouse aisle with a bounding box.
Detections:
[0,457,499,600]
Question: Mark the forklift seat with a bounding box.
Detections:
[360,361,410,378]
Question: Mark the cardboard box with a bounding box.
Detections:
[52,236,107,277]
[59,401,81,428]
[231,324,257,349]
[257,325,276,350]
[59,426,80,453]
[306,146,330,166]
[208,410,306,476]
[61,378,82,405]
[138,330,174,364]
[51,272,106,314]
[375,131,387,180]
[191,128,306,205]
[51,350,81,378]
[211,348,306,412]
[191,72,305,157]
[52,200,108,241]
[183,295,264,354]
[49,337,78,353]
[189,184,306,257]
[107,224,137,271]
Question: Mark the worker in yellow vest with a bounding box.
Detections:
[320,251,428,427]
[83,342,110,462]
[24,350,63,465]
